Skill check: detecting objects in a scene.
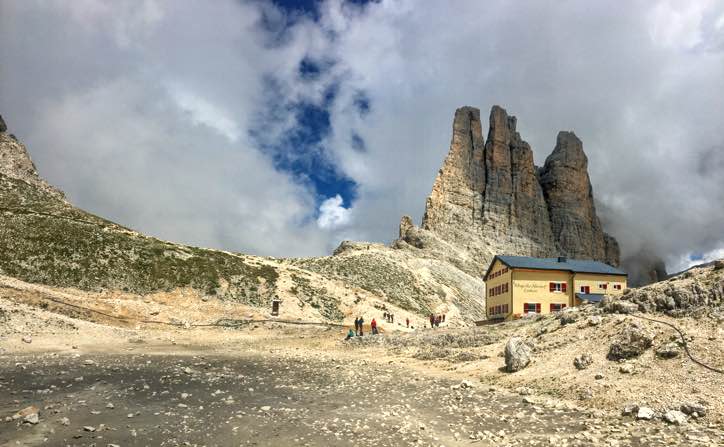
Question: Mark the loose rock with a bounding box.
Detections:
[504,337,532,372]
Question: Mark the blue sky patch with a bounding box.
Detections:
[252,77,357,212]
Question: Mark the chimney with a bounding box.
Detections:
[557,256,567,263]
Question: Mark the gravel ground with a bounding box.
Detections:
[1,346,722,447]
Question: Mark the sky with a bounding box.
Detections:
[1,0,723,272]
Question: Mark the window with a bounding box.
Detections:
[550,303,567,312]
[599,283,608,290]
[549,282,567,293]
[495,305,501,314]
[503,304,509,313]
[613,284,622,290]
[524,303,541,314]
[580,286,590,294]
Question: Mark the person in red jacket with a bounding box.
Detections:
[406,317,410,328]
[371,318,378,335]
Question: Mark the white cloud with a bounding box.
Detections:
[2,0,723,268]
[168,84,241,142]
[317,194,352,230]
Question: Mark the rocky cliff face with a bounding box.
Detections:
[0,116,64,200]
[400,105,620,273]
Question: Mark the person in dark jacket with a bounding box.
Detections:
[358,316,364,336]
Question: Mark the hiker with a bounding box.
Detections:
[371,318,378,335]
[358,316,364,336]
[345,328,355,340]
[354,317,359,335]
[442,314,446,323]
[406,317,410,328]
[429,314,434,328]
[391,314,394,323]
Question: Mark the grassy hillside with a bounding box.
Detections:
[0,172,279,305]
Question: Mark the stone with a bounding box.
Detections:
[602,297,639,314]
[260,406,271,411]
[608,323,654,360]
[504,337,533,372]
[621,403,638,416]
[663,410,687,425]
[559,312,579,325]
[655,342,681,359]
[680,402,708,417]
[459,379,474,389]
[619,363,635,374]
[21,335,32,344]
[636,407,655,420]
[16,406,40,425]
[594,373,605,380]
[83,425,96,432]
[573,353,593,370]
[60,417,70,426]
[24,413,39,424]
[587,316,602,326]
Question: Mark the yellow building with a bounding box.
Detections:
[484,255,627,321]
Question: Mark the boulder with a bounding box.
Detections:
[608,323,654,360]
[504,337,533,372]
[663,410,687,425]
[559,311,579,325]
[587,315,602,326]
[636,407,656,420]
[680,402,708,418]
[602,297,639,314]
[621,403,639,416]
[573,353,593,370]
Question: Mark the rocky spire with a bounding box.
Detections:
[482,106,555,257]
[401,105,621,271]
[422,106,485,237]
[0,114,7,133]
[539,131,619,265]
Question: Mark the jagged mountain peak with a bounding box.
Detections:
[401,105,620,273]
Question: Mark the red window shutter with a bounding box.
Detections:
[562,304,567,308]
[549,282,555,292]
[549,303,554,312]
[562,283,567,292]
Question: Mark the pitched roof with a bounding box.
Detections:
[486,255,627,279]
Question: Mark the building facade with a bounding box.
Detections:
[484,255,627,321]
